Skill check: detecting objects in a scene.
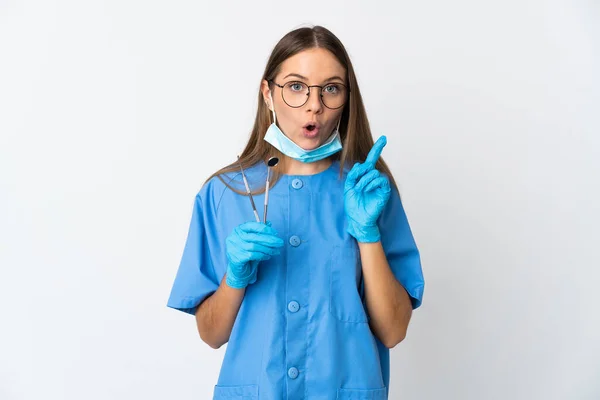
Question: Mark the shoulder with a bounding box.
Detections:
[195,162,265,211]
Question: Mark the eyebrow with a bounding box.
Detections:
[282,73,345,84]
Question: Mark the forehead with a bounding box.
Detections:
[277,48,346,82]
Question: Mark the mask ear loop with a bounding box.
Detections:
[268,92,277,125]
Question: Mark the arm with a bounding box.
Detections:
[359,241,413,349]
[195,275,245,349]
[196,221,283,348]
[343,136,422,348]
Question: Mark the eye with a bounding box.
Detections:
[288,82,305,92]
[323,84,340,94]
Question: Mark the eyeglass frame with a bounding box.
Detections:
[267,79,351,110]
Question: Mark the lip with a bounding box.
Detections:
[302,121,321,129]
[302,121,321,138]
[302,126,320,138]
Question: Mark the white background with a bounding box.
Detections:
[1,1,599,399]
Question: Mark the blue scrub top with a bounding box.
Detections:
[167,159,424,400]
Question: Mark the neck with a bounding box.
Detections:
[279,156,333,176]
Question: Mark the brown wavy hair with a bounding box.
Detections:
[206,25,398,195]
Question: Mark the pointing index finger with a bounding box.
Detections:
[364,135,387,168]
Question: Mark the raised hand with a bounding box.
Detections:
[344,136,392,243]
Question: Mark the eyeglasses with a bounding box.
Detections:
[268,79,350,109]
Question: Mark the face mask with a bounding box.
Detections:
[263,93,343,163]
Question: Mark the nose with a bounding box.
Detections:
[305,88,323,113]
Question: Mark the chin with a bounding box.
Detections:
[295,136,323,151]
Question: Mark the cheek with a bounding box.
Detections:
[326,111,343,128]
[276,108,299,130]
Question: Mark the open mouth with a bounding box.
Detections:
[303,121,320,130]
[302,122,320,137]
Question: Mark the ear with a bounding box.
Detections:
[261,79,273,111]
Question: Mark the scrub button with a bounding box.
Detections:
[291,178,303,189]
[288,367,299,379]
[288,301,300,313]
[289,235,301,247]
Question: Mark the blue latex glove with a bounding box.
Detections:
[225,221,284,289]
[344,136,392,243]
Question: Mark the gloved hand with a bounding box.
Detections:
[225,221,284,289]
[344,136,392,243]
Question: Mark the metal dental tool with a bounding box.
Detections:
[263,156,279,223]
[237,155,261,223]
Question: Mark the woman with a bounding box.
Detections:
[167,25,425,400]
